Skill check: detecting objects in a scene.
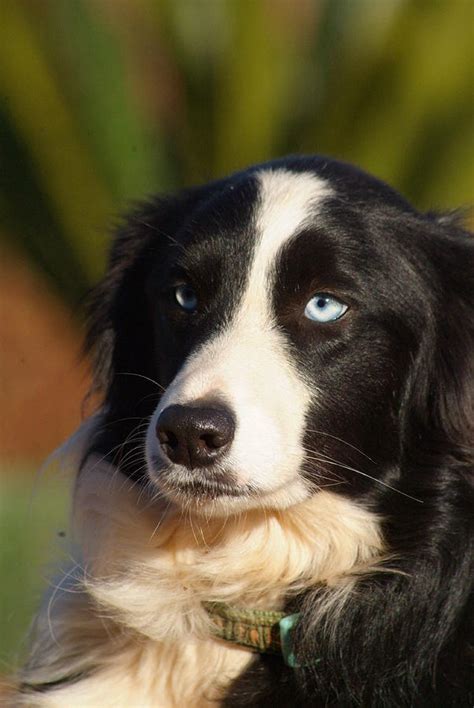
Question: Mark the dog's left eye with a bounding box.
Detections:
[304,293,348,323]
[174,284,198,313]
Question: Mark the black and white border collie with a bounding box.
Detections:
[17,156,473,707]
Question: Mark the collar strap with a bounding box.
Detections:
[203,602,300,666]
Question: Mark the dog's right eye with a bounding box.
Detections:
[304,293,348,323]
[173,284,198,313]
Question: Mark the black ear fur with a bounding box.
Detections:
[85,186,216,411]
[288,216,474,707]
[87,195,177,394]
[402,217,474,471]
[425,207,472,229]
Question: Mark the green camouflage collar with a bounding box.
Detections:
[203,601,300,667]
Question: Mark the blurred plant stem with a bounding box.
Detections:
[0,1,112,283]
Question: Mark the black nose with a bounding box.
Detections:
[156,404,235,469]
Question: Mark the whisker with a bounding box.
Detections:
[148,499,173,544]
[305,428,376,463]
[46,564,83,647]
[84,421,150,480]
[116,371,166,392]
[95,415,150,428]
[188,506,201,547]
[137,392,163,407]
[117,442,147,469]
[136,219,186,253]
[303,451,423,503]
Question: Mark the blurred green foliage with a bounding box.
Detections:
[0,0,473,305]
[0,469,69,668]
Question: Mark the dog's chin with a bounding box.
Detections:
[146,456,310,516]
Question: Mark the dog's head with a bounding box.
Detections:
[86,156,473,515]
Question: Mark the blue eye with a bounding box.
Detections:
[304,293,348,323]
[174,284,198,313]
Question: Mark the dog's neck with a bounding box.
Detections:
[20,457,385,707]
[73,457,383,645]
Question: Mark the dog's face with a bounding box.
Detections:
[90,157,473,516]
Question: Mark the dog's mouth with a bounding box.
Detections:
[147,455,253,504]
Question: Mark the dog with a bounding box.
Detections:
[15,156,473,707]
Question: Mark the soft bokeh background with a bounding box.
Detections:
[1,0,473,671]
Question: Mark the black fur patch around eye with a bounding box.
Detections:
[86,172,260,476]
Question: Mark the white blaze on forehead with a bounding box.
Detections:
[148,169,332,508]
[239,169,332,321]
[252,168,331,288]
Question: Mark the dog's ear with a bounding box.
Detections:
[84,187,208,414]
[402,217,474,471]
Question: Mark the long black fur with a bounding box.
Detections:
[83,156,473,706]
